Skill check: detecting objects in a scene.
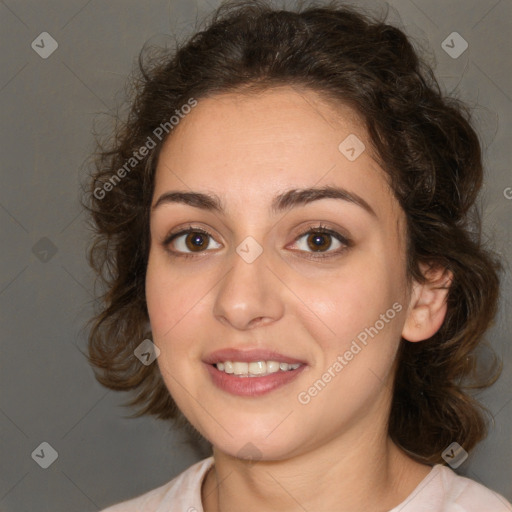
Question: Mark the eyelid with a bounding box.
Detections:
[162,222,352,258]
[287,223,351,259]
[163,225,220,256]
[164,225,211,243]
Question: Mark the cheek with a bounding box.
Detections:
[145,252,204,340]
[146,268,191,390]
[302,265,390,333]
[145,252,215,400]
[145,260,174,338]
[145,256,198,400]
[294,257,406,375]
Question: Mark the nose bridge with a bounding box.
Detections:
[213,240,283,329]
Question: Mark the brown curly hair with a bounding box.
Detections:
[84,0,503,464]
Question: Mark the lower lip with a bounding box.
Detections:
[205,363,306,397]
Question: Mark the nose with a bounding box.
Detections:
[212,246,285,330]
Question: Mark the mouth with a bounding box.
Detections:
[214,360,302,377]
[203,348,308,397]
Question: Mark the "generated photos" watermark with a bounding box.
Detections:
[297,302,403,404]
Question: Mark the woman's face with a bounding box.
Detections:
[146,86,412,460]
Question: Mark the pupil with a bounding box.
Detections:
[309,233,330,251]
[184,232,332,252]
[187,233,206,250]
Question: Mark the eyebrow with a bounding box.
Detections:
[152,185,377,218]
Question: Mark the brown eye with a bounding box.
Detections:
[165,228,222,255]
[290,225,351,259]
[306,232,333,252]
[163,224,350,260]
[184,232,209,252]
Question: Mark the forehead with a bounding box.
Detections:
[153,86,400,224]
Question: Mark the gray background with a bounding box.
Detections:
[0,0,511,510]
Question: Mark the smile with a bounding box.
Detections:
[215,360,302,377]
[206,361,306,397]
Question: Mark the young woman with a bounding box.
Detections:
[87,1,512,510]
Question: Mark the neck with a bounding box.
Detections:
[202,424,431,512]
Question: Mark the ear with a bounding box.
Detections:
[402,262,453,343]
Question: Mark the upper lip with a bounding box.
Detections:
[203,348,307,365]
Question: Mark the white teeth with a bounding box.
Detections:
[248,361,266,375]
[267,361,280,373]
[233,362,249,375]
[215,360,301,376]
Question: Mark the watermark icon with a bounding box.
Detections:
[31,442,58,469]
[93,98,198,200]
[338,134,365,161]
[31,32,58,59]
[134,339,160,365]
[442,442,468,469]
[32,237,58,263]
[297,302,402,405]
[236,236,263,264]
[236,441,263,467]
[441,32,468,59]
[504,187,512,200]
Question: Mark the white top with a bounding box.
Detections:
[100,457,512,511]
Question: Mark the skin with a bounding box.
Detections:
[145,86,453,512]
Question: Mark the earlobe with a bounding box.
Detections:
[402,263,453,343]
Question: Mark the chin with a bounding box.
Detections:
[198,419,306,462]
[213,437,301,462]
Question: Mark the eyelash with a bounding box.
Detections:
[162,223,351,261]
